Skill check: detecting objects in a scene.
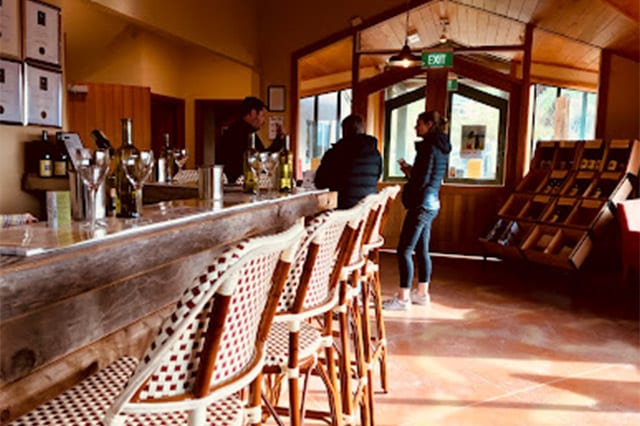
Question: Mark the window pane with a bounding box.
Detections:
[298,96,315,172]
[339,89,352,126]
[447,93,501,181]
[532,85,557,144]
[315,92,338,166]
[386,99,424,178]
[560,88,586,139]
[584,92,597,139]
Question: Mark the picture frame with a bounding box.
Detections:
[25,62,61,127]
[0,58,23,124]
[0,0,22,59]
[23,0,61,66]
[268,85,286,112]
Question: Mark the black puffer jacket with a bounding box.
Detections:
[315,134,382,209]
[402,132,452,210]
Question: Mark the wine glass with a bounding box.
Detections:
[261,152,280,198]
[173,148,189,176]
[76,148,111,232]
[247,151,261,198]
[122,150,155,217]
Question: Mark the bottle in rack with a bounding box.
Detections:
[38,130,53,178]
[242,133,257,193]
[114,118,141,218]
[278,135,293,193]
[53,132,68,177]
[157,133,174,183]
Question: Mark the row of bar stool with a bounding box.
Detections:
[8,186,400,426]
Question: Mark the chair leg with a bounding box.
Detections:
[360,273,376,426]
[188,406,206,426]
[337,294,355,424]
[350,288,371,426]
[248,374,264,426]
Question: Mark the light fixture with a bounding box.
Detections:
[439,18,449,44]
[388,2,421,68]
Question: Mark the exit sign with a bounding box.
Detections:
[422,51,453,68]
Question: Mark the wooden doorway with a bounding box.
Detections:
[194,99,242,166]
[151,93,185,157]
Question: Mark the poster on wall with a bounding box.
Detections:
[24,0,60,66]
[0,58,23,124]
[25,63,61,127]
[460,124,486,158]
[0,0,22,58]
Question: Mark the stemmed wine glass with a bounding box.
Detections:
[76,148,111,232]
[121,150,155,217]
[173,148,189,176]
[247,151,261,198]
[261,152,280,198]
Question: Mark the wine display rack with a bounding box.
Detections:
[480,139,640,270]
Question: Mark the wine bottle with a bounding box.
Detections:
[157,133,174,183]
[38,131,53,178]
[242,133,257,193]
[114,118,140,218]
[53,132,68,177]
[278,135,293,193]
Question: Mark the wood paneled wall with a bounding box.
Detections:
[380,183,509,254]
[67,83,152,150]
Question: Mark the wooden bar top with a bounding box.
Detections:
[0,189,335,423]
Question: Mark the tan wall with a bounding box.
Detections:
[602,54,640,140]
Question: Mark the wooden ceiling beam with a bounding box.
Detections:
[357,44,524,55]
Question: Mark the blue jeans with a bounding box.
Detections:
[397,207,439,289]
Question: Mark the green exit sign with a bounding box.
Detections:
[447,79,458,91]
[422,51,453,68]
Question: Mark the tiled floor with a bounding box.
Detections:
[271,253,640,425]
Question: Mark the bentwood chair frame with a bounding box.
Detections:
[261,207,363,426]
[10,224,304,426]
[332,197,378,426]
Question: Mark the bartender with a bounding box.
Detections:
[218,96,267,183]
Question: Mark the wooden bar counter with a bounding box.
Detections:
[0,189,335,423]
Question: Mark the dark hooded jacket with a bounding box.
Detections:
[402,132,452,211]
[315,134,382,209]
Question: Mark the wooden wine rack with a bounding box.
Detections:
[480,139,640,270]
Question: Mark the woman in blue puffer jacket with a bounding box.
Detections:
[384,110,451,310]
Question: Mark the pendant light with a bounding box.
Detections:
[388,2,422,68]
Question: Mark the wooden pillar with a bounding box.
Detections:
[515,23,534,182]
[425,67,448,114]
[595,49,611,139]
[351,33,368,117]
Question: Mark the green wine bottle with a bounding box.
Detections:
[114,118,141,218]
[243,133,258,194]
[278,135,293,193]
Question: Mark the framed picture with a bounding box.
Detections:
[0,0,22,58]
[0,58,23,124]
[25,63,61,126]
[23,0,61,66]
[268,85,286,112]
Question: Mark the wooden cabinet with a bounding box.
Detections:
[480,139,639,270]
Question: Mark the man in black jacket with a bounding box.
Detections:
[218,97,267,183]
[315,114,382,209]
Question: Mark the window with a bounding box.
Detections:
[297,88,352,171]
[530,84,597,152]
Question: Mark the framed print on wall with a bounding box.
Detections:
[0,58,23,124]
[23,0,60,66]
[268,85,286,112]
[0,0,22,58]
[25,63,61,126]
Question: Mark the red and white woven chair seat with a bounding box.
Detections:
[264,322,323,367]
[8,357,246,426]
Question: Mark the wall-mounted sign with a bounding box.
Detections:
[447,79,458,91]
[422,50,453,68]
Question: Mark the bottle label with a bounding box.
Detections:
[39,160,52,177]
[54,161,67,176]
[157,158,167,182]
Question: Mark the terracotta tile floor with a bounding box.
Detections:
[267,253,640,425]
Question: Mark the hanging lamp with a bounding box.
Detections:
[388,2,421,68]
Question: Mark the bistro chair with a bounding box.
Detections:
[332,196,378,426]
[361,185,401,395]
[261,207,363,426]
[9,223,305,426]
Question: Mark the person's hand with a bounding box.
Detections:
[24,213,38,224]
[398,159,412,178]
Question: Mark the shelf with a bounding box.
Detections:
[553,141,582,170]
[519,195,552,221]
[578,139,605,172]
[561,170,595,197]
[541,197,576,224]
[499,193,532,218]
[531,141,557,170]
[22,173,70,192]
[480,218,533,261]
[516,169,549,193]
[521,225,592,270]
[603,139,640,175]
[538,169,570,195]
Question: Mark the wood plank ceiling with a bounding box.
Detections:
[299,0,639,91]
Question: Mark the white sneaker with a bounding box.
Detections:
[382,295,410,311]
[410,290,431,306]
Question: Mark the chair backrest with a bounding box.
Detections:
[345,194,379,267]
[375,185,401,242]
[276,206,364,315]
[104,223,304,420]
